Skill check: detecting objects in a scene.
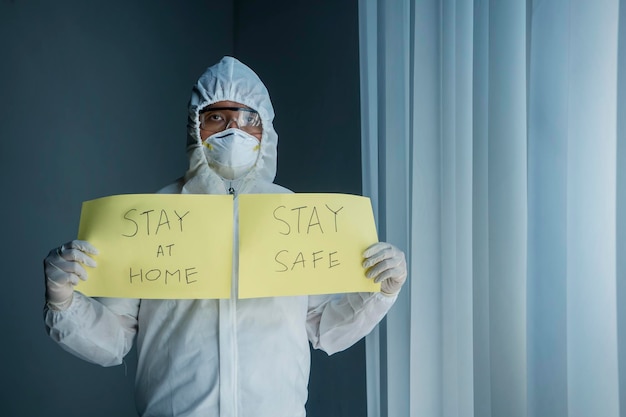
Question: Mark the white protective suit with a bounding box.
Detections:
[44,56,398,417]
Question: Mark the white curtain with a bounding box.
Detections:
[358,1,625,417]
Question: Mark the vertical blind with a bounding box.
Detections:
[359,1,624,416]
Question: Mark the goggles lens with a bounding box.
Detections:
[199,106,262,135]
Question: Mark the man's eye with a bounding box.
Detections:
[208,113,224,122]
[246,114,260,125]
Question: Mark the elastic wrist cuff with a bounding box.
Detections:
[47,293,74,311]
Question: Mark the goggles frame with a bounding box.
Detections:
[199,106,262,134]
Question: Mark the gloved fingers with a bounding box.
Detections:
[45,257,89,283]
[362,242,399,270]
[362,242,393,265]
[57,240,98,266]
[44,240,98,285]
[374,264,407,283]
[363,242,393,257]
[46,240,98,268]
[62,240,99,256]
[364,256,406,282]
[362,242,407,296]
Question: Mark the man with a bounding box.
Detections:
[44,56,407,417]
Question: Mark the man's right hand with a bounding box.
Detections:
[44,240,98,311]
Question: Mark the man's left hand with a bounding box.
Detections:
[362,242,407,296]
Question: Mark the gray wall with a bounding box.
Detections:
[0,1,365,416]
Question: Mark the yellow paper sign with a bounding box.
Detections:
[76,194,233,299]
[238,193,380,298]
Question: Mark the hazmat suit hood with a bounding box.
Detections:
[182,56,279,195]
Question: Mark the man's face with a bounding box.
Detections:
[199,100,263,141]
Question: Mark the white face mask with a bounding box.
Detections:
[202,128,261,180]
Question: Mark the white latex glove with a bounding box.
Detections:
[44,240,98,311]
[362,242,407,296]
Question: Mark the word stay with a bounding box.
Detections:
[272,204,344,235]
[122,208,190,237]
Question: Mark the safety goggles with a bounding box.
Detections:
[199,106,262,135]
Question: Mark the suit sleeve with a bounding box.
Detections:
[44,292,140,367]
[306,291,397,355]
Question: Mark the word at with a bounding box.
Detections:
[156,244,175,257]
